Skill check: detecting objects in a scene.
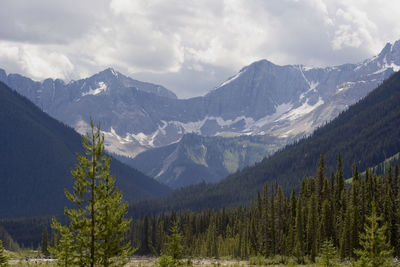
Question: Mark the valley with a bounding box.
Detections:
[1,2,400,265]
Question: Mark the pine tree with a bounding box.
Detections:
[354,202,393,267]
[306,194,318,262]
[50,220,75,266]
[41,227,50,257]
[0,240,8,267]
[96,163,133,267]
[52,121,132,266]
[320,199,333,242]
[294,197,305,263]
[350,164,360,255]
[317,153,326,201]
[158,222,183,267]
[261,184,269,256]
[319,239,338,267]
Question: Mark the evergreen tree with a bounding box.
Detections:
[350,164,361,255]
[319,239,338,267]
[320,199,333,242]
[261,184,269,256]
[50,221,75,266]
[294,197,305,263]
[354,202,393,267]
[52,121,132,266]
[306,194,318,262]
[0,240,8,267]
[317,153,326,201]
[41,227,50,257]
[340,199,352,259]
[158,222,183,267]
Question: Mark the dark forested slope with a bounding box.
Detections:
[0,82,170,218]
[132,71,400,214]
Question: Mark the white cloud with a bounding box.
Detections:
[0,0,400,97]
[0,42,74,80]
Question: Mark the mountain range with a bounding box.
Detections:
[0,81,170,218]
[131,69,400,215]
[1,40,399,188]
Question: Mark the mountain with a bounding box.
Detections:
[0,68,177,157]
[1,41,399,161]
[0,81,170,218]
[130,70,400,214]
[119,133,285,188]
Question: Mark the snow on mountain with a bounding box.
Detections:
[82,81,108,96]
[1,40,400,159]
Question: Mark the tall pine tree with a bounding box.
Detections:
[354,202,393,267]
[52,121,132,266]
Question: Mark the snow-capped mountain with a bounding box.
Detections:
[0,68,177,156]
[1,40,400,159]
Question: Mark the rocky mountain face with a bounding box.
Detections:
[1,40,399,187]
[118,133,285,188]
[0,68,177,156]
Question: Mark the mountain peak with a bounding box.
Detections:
[97,67,120,79]
[392,39,400,56]
[377,42,393,59]
[248,59,276,69]
[377,39,400,57]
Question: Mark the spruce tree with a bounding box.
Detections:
[354,202,393,267]
[0,240,8,267]
[52,121,132,266]
[319,239,338,267]
[306,194,318,262]
[294,197,305,263]
[317,153,326,201]
[158,222,183,267]
[261,184,269,256]
[41,227,50,257]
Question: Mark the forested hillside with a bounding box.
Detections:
[131,71,400,214]
[0,82,170,218]
[131,156,399,265]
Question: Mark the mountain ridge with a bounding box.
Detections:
[1,40,400,188]
[130,70,400,214]
[0,81,170,218]
[2,41,399,159]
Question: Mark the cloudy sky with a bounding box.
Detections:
[0,0,399,98]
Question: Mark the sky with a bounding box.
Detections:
[0,0,400,99]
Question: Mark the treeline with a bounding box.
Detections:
[130,154,399,262]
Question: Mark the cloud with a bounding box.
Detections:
[0,0,400,97]
[0,42,74,80]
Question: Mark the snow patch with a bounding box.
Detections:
[215,69,244,89]
[370,62,400,75]
[82,82,107,96]
[300,81,319,100]
[279,97,324,121]
[167,103,293,135]
[336,82,354,93]
[110,68,118,76]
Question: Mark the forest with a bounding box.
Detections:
[129,154,399,265]
[1,153,399,266]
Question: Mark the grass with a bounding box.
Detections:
[3,251,356,266]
